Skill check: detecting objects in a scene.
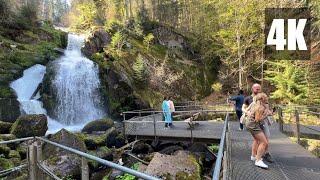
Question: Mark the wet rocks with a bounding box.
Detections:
[82,118,114,134]
[81,29,111,58]
[10,114,48,138]
[43,129,87,178]
[145,150,201,180]
[132,141,154,154]
[0,98,20,123]
[0,121,13,134]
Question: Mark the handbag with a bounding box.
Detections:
[241,102,254,125]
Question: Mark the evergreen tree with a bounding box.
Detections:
[133,54,147,84]
[265,61,308,105]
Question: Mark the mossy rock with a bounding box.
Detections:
[16,144,27,160]
[0,98,20,122]
[42,129,87,178]
[83,134,106,150]
[8,150,20,159]
[88,146,113,171]
[81,118,114,134]
[0,145,10,158]
[0,157,14,171]
[43,128,87,158]
[145,151,201,179]
[10,114,48,138]
[0,134,16,141]
[0,134,17,149]
[105,127,119,148]
[0,121,12,134]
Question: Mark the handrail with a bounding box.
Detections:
[36,137,160,180]
[212,113,229,180]
[0,137,34,145]
[122,109,233,115]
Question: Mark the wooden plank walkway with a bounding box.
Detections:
[125,114,320,179]
[124,120,224,142]
[229,121,320,180]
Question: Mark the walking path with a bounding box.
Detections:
[229,122,320,180]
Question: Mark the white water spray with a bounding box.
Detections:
[10,34,106,134]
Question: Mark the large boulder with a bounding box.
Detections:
[0,98,20,123]
[132,141,154,154]
[43,129,87,178]
[98,127,125,148]
[145,151,201,180]
[0,121,12,134]
[10,114,47,138]
[88,146,113,171]
[81,29,111,58]
[82,118,114,134]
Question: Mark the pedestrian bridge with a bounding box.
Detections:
[122,104,320,180]
[0,104,319,180]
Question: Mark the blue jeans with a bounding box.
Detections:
[236,110,244,129]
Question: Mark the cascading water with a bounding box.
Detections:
[10,34,106,134]
[52,34,105,125]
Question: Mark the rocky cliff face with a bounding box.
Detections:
[81,25,218,117]
[0,23,67,121]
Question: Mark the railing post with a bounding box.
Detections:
[122,113,127,143]
[295,109,301,144]
[36,140,44,179]
[28,142,39,180]
[81,157,89,180]
[278,107,283,132]
[153,112,157,139]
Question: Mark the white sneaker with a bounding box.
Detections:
[255,159,268,169]
[250,156,256,161]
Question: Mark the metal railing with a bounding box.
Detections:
[277,106,320,144]
[212,113,230,180]
[0,136,160,180]
[122,109,234,143]
[0,137,34,178]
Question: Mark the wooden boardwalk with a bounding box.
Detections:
[229,122,320,180]
[124,114,224,142]
[124,114,320,179]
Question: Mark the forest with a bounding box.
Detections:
[1,0,320,106]
[0,0,320,179]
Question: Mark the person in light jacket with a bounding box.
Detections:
[162,97,172,128]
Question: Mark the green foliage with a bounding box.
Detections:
[0,0,11,23]
[143,33,154,50]
[211,82,222,93]
[115,163,139,180]
[70,2,97,31]
[109,31,127,57]
[132,54,147,84]
[265,61,308,104]
[208,144,219,153]
[17,3,38,30]
[104,19,122,33]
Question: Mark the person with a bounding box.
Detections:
[162,97,172,128]
[242,83,274,163]
[245,93,272,169]
[168,96,175,113]
[229,89,245,130]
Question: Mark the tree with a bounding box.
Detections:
[143,33,154,50]
[133,54,147,84]
[265,61,308,105]
[109,31,127,57]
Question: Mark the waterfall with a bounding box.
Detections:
[10,34,106,134]
[10,65,47,115]
[52,34,106,125]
